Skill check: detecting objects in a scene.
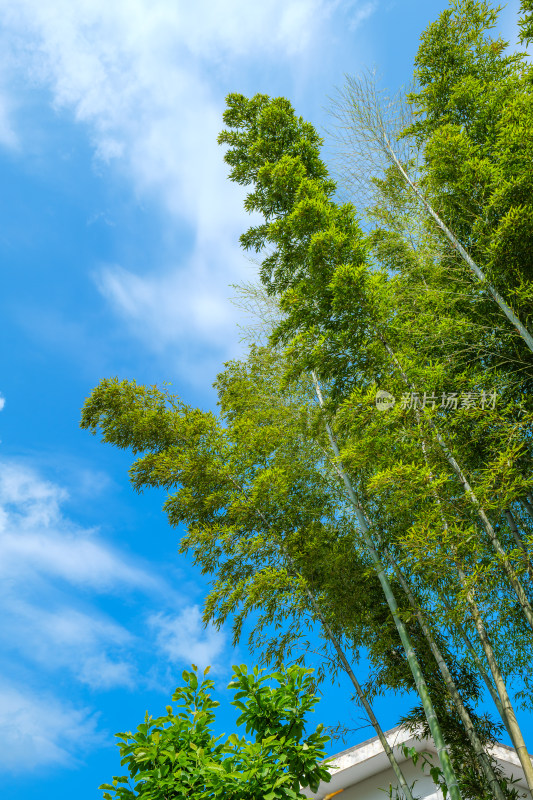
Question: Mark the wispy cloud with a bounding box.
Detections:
[94,260,244,381]
[0,461,158,590]
[0,82,17,149]
[150,606,226,671]
[0,460,151,690]
[0,683,101,771]
[0,393,5,411]
[0,458,230,768]
[0,458,230,727]
[0,0,378,374]
[1,602,137,689]
[0,460,233,771]
[349,0,378,31]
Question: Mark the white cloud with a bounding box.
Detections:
[0,393,5,411]
[0,0,377,371]
[78,654,135,690]
[0,84,17,149]
[0,458,229,769]
[0,683,101,771]
[349,0,378,31]
[150,606,226,671]
[0,461,159,590]
[0,459,167,692]
[0,0,341,226]
[0,460,67,525]
[1,602,137,689]
[94,259,245,380]
[0,525,154,589]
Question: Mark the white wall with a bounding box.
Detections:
[330,756,533,800]
[336,757,444,800]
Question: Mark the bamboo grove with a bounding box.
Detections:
[82,2,533,798]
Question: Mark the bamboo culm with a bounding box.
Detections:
[379,543,507,800]
[382,133,533,357]
[311,372,462,800]
[505,509,533,582]
[454,562,533,794]
[224,471,416,800]
[410,398,533,787]
[375,329,533,634]
[441,599,512,741]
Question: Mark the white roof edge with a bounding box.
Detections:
[326,725,532,770]
[328,725,427,772]
[307,726,533,800]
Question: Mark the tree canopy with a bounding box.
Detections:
[84,2,533,798]
[99,665,331,800]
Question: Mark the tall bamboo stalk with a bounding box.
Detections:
[409,405,533,784]
[454,562,533,794]
[224,472,416,800]
[375,329,533,634]
[379,543,507,800]
[441,599,512,740]
[331,72,533,356]
[505,509,533,582]
[312,372,462,800]
[301,587,417,800]
[506,509,528,553]
[523,496,533,520]
[382,134,533,356]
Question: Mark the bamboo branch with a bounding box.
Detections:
[311,371,462,800]
[375,329,533,634]
[378,541,506,800]
[223,471,416,800]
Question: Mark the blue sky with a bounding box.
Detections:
[0,1,529,798]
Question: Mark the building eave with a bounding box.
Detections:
[302,726,533,799]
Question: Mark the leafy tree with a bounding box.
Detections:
[82,347,516,799]
[99,664,331,800]
[83,4,533,799]
[217,83,533,795]
[81,365,418,799]
[404,0,533,353]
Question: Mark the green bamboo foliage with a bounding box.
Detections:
[81,339,523,798]
[81,5,533,798]
[218,84,533,794]
[80,369,418,799]
[311,373,461,799]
